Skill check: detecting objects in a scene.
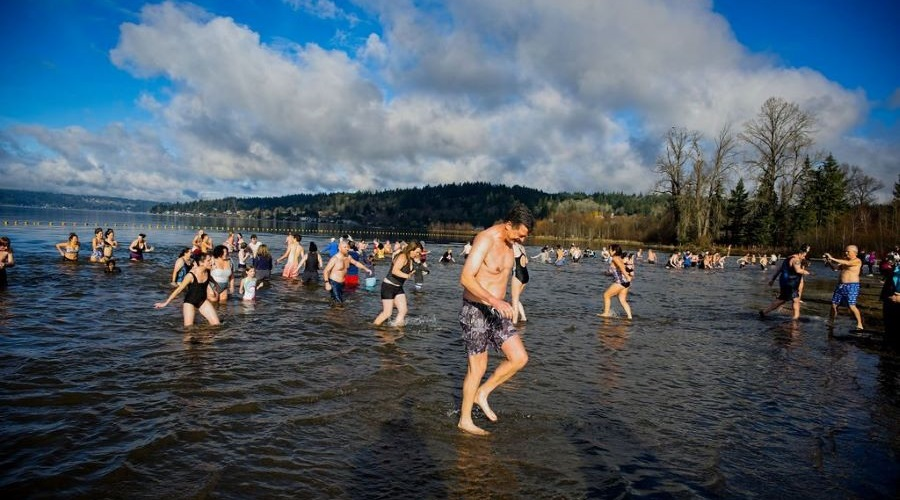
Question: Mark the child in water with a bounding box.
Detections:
[240,266,260,301]
[105,259,122,274]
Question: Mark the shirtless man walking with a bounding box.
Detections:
[322,240,372,304]
[824,245,865,330]
[457,203,534,436]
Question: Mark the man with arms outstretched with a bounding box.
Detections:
[457,203,534,435]
[824,245,865,330]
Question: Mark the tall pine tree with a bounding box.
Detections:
[725,178,750,246]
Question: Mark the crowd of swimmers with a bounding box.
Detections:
[147,230,444,328]
[3,209,900,437]
[1,226,892,335]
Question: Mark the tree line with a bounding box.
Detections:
[150,182,669,237]
[655,96,898,253]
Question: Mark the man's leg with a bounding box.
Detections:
[474,335,528,423]
[849,305,863,330]
[459,352,489,435]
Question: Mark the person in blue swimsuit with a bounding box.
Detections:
[760,245,811,320]
[170,248,193,287]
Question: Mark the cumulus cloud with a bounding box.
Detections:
[0,0,892,202]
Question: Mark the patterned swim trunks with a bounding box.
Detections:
[831,282,861,306]
[459,299,518,356]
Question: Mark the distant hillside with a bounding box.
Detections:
[151,182,666,228]
[0,189,158,212]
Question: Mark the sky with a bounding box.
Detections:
[1,0,897,203]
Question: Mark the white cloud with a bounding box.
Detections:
[0,0,893,202]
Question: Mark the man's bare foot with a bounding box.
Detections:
[475,391,497,422]
[597,313,612,318]
[458,421,490,436]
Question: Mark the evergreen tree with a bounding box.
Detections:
[724,178,750,245]
[802,154,847,227]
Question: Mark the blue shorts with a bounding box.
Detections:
[831,282,860,306]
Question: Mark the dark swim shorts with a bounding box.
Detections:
[777,284,799,301]
[328,279,344,303]
[458,299,518,356]
[380,279,405,300]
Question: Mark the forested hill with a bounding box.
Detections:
[0,189,157,212]
[150,182,666,228]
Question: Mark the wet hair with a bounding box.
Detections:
[256,244,271,258]
[240,242,248,249]
[69,232,79,241]
[105,228,115,236]
[138,233,146,239]
[94,227,103,235]
[212,245,229,258]
[0,236,10,250]
[797,244,811,254]
[505,202,535,232]
[610,244,625,257]
[308,241,318,253]
[178,247,191,258]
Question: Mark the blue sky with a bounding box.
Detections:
[1,0,897,202]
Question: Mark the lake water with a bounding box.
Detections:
[1,207,898,499]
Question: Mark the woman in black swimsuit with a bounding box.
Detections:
[373,241,423,327]
[511,242,529,323]
[154,253,220,327]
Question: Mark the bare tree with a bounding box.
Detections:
[845,164,884,207]
[655,127,699,243]
[845,164,885,233]
[701,124,739,239]
[739,97,816,245]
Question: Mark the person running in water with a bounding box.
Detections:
[373,241,423,326]
[760,244,811,320]
[457,203,534,436]
[599,244,633,319]
[154,253,220,327]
